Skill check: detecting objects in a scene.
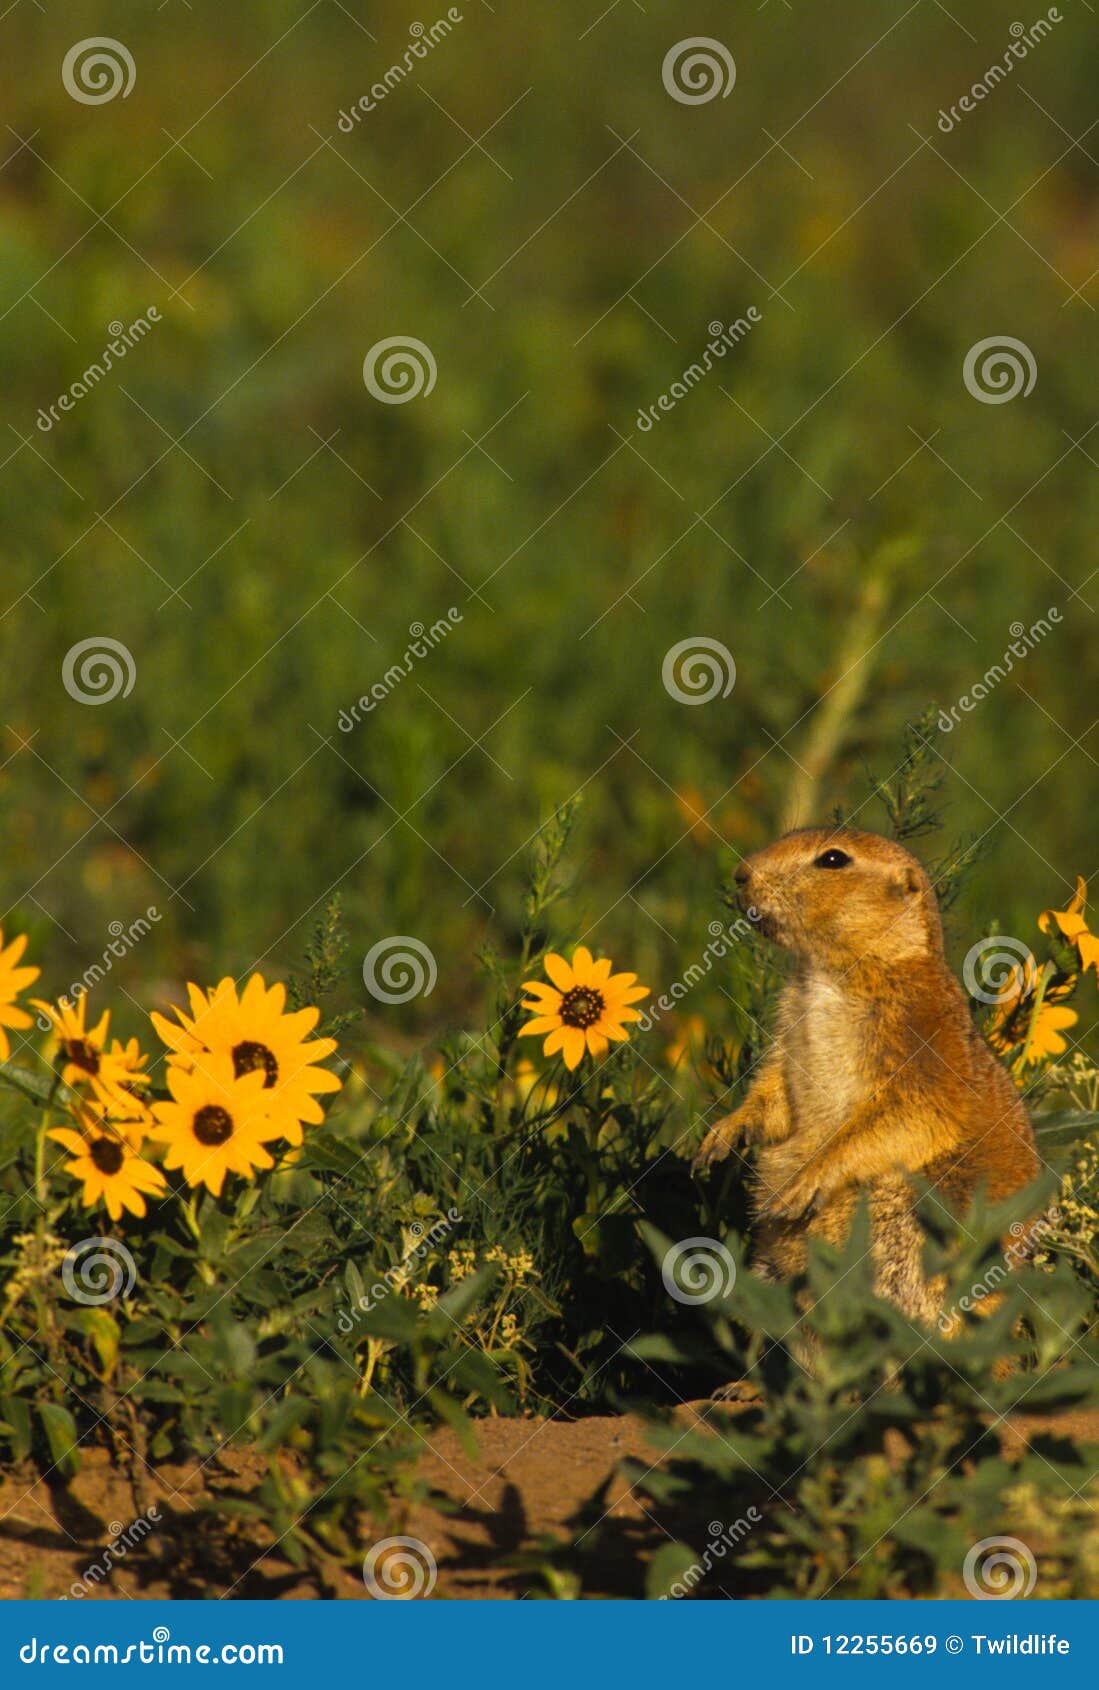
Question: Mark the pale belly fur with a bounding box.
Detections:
[768,971,874,1164]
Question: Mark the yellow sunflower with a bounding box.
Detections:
[988,954,1078,1067]
[1039,878,1099,976]
[89,1036,155,1135]
[32,995,134,1101]
[0,929,40,1063]
[1023,1001,1079,1063]
[48,1106,166,1221]
[150,1055,283,1196]
[151,973,341,1146]
[106,1034,153,1089]
[519,946,649,1070]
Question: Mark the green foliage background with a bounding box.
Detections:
[2,0,1097,1040]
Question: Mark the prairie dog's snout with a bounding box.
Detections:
[732,858,766,933]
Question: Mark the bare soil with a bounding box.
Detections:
[3,1404,1098,1601]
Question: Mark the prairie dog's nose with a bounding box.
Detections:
[734,861,751,887]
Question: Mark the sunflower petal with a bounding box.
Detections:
[561,1028,586,1069]
[543,953,575,992]
[519,1015,562,1038]
[47,1128,88,1155]
[570,946,595,982]
[521,995,559,1017]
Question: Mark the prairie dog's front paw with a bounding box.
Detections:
[692,1110,750,1171]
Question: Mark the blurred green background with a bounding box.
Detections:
[1,0,1097,1044]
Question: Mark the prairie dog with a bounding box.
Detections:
[694,827,1040,1321]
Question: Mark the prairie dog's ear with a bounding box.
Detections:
[889,865,923,899]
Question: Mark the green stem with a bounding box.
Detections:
[180,1191,203,1243]
[33,1105,49,1215]
[1017,960,1057,1073]
[29,1101,55,1347]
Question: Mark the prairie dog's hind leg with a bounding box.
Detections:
[868,1179,939,1323]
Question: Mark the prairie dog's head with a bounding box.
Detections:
[734,827,943,967]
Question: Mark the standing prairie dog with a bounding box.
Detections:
[694,827,1040,1321]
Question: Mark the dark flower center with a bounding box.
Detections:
[89,1136,125,1176]
[66,1039,99,1075]
[193,1105,234,1146]
[559,987,605,1030]
[232,1040,279,1088]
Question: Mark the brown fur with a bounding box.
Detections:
[694,827,1039,1322]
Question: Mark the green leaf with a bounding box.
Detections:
[198,1206,231,1260]
[71,1308,120,1378]
[126,1381,186,1404]
[1032,1108,1099,1141]
[215,1384,255,1438]
[121,1318,168,1345]
[425,1388,481,1460]
[626,1334,692,1366]
[359,1295,421,1343]
[344,1260,366,1308]
[304,1131,365,1177]
[0,1062,75,1108]
[645,1540,701,1600]
[147,1232,197,1259]
[432,1264,496,1327]
[38,1403,80,1478]
[0,1396,32,1461]
[256,1397,311,1452]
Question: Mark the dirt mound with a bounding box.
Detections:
[0,1407,712,1600]
[4,1403,1097,1600]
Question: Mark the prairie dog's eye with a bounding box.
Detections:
[813,848,852,869]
